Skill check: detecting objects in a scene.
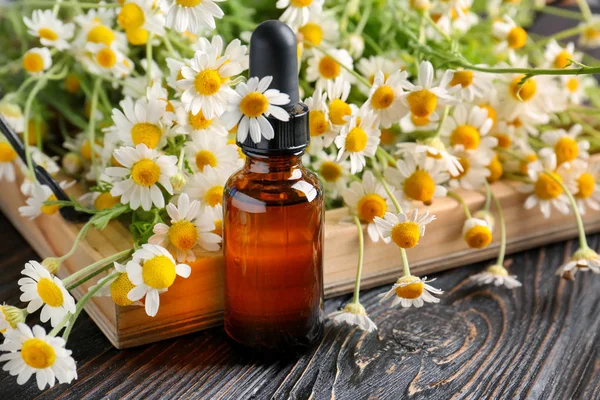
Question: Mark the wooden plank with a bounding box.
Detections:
[1,155,599,348]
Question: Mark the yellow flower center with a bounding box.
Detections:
[584,27,600,40]
[371,85,395,110]
[96,47,117,68]
[205,185,224,207]
[36,277,64,307]
[299,23,323,47]
[479,104,497,128]
[87,24,115,45]
[554,50,572,69]
[394,276,424,299]
[450,71,474,88]
[406,89,438,119]
[64,74,80,93]
[411,115,430,127]
[510,76,537,102]
[519,153,537,174]
[328,99,352,125]
[566,78,580,93]
[291,0,313,6]
[176,0,202,6]
[21,338,56,369]
[391,221,421,249]
[0,142,17,162]
[507,26,527,49]
[126,27,149,45]
[168,220,198,250]
[487,265,508,276]
[487,154,503,183]
[309,110,328,137]
[534,172,563,200]
[345,127,369,153]
[38,27,58,41]
[195,150,218,172]
[194,69,222,96]
[464,225,492,249]
[380,129,396,146]
[318,55,341,79]
[118,3,145,29]
[22,52,45,74]
[142,255,177,289]
[41,194,59,215]
[450,125,480,150]
[453,157,470,180]
[94,192,120,210]
[403,170,435,204]
[131,122,162,149]
[110,273,136,306]
[213,219,223,236]
[187,110,211,130]
[554,136,579,165]
[131,159,161,187]
[240,92,269,117]
[319,161,342,182]
[493,133,511,149]
[80,139,94,161]
[576,172,595,199]
[357,193,387,223]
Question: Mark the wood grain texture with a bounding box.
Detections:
[2,210,600,400]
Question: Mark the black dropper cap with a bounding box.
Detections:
[237,20,309,154]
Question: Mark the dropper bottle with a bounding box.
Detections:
[223,20,325,352]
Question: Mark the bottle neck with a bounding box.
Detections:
[242,149,305,174]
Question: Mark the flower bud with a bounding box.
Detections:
[42,257,62,274]
[1,304,27,330]
[343,302,367,316]
[410,0,431,12]
[170,172,187,192]
[345,0,360,16]
[346,33,365,60]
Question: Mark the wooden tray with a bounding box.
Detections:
[2,156,600,348]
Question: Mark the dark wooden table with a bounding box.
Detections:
[2,209,600,400]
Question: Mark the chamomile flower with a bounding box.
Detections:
[161,0,225,32]
[449,148,491,190]
[396,137,463,178]
[304,89,335,146]
[79,191,121,211]
[492,16,527,54]
[276,0,324,29]
[184,133,241,173]
[342,171,400,242]
[0,138,17,182]
[334,109,380,174]
[402,61,456,122]
[0,324,77,390]
[83,42,132,78]
[22,48,52,76]
[556,247,600,280]
[23,9,75,50]
[18,261,76,328]
[126,244,192,317]
[579,18,600,48]
[149,193,222,262]
[312,149,349,198]
[174,106,229,138]
[357,55,404,87]
[18,184,62,219]
[20,149,61,196]
[374,209,435,248]
[448,69,494,103]
[471,265,522,289]
[298,13,340,50]
[442,104,496,162]
[520,154,569,218]
[184,165,232,210]
[398,113,438,134]
[117,0,165,36]
[379,275,442,308]
[539,124,588,166]
[111,97,168,150]
[192,35,249,71]
[559,74,594,105]
[221,76,290,144]
[563,160,600,215]
[543,40,581,69]
[0,103,25,133]
[91,262,139,307]
[365,70,411,128]
[326,77,356,127]
[0,305,27,334]
[384,153,449,205]
[329,302,377,332]
[106,144,178,211]
[306,48,355,91]
[462,218,493,249]
[177,49,242,118]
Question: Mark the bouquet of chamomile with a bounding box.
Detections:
[1,0,600,391]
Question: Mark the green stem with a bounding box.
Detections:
[62,249,132,286]
[355,1,372,36]
[22,78,48,183]
[146,34,154,87]
[536,22,598,47]
[487,182,506,265]
[538,5,585,21]
[58,220,93,263]
[88,78,101,182]
[546,170,589,249]
[460,59,600,76]
[424,12,452,42]
[52,0,63,15]
[483,182,492,212]
[400,248,410,277]
[448,191,472,219]
[363,32,385,54]
[351,215,365,304]
[66,262,115,291]
[163,34,180,59]
[372,159,403,213]
[48,313,71,337]
[434,106,450,137]
[577,0,593,22]
[311,43,371,87]
[62,271,119,341]
[569,113,600,140]
[376,146,397,165]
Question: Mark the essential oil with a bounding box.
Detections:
[223,21,325,352]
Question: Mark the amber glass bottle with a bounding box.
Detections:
[223,20,325,352]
